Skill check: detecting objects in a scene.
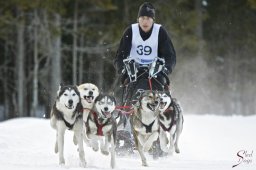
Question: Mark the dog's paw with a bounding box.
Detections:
[59,158,65,166]
[92,144,99,152]
[175,147,180,154]
[79,160,87,168]
[142,161,148,167]
[92,147,99,152]
[59,163,66,168]
[101,150,109,155]
[90,141,99,152]
[91,142,99,151]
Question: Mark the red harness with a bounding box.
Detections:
[92,112,104,136]
[148,78,153,91]
[83,108,106,136]
[115,105,134,115]
[115,105,132,109]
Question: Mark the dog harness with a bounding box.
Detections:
[141,120,156,133]
[92,112,109,136]
[55,110,79,130]
[159,107,178,132]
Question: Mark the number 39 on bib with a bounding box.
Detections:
[136,45,152,55]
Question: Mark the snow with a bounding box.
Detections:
[0,115,255,170]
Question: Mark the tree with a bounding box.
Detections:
[16,8,26,117]
[31,9,39,117]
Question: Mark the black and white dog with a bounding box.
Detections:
[158,91,183,155]
[131,90,160,166]
[50,84,86,167]
[84,94,117,169]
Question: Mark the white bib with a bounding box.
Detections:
[130,23,161,64]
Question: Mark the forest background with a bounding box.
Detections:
[0,0,256,121]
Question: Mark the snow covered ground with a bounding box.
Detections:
[0,115,255,170]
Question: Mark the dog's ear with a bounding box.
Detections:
[75,102,83,114]
[165,90,172,98]
[74,85,81,102]
[107,91,116,104]
[56,84,63,99]
[94,93,102,102]
[111,96,116,105]
[73,85,79,93]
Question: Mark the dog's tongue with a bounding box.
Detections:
[147,103,157,111]
[160,102,165,109]
[85,96,93,102]
[65,104,74,109]
[104,112,111,118]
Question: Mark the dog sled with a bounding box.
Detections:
[121,57,170,105]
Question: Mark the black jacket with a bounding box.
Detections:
[114,23,176,74]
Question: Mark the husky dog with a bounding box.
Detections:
[85,94,117,169]
[131,90,160,166]
[50,84,86,167]
[158,91,183,154]
[77,83,99,145]
[78,83,100,122]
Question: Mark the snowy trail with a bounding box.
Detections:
[0,115,255,170]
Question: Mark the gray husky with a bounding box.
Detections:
[50,84,86,167]
[158,91,183,155]
[131,90,160,166]
[84,94,117,169]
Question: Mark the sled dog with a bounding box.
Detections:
[131,90,160,166]
[85,94,117,168]
[78,83,100,122]
[50,84,86,167]
[158,91,183,154]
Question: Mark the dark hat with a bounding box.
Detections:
[137,2,155,19]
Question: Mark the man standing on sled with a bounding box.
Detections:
[114,2,182,157]
[113,2,181,158]
[114,2,176,94]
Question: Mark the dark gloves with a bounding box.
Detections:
[162,67,170,76]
